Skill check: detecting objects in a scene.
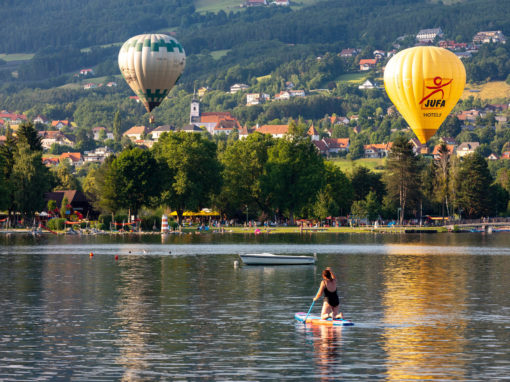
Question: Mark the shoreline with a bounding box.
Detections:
[2,225,505,235]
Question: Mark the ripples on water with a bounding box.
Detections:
[0,233,509,380]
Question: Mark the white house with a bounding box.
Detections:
[416,28,443,43]
[230,83,250,94]
[151,125,175,140]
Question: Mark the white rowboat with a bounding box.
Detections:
[239,253,316,265]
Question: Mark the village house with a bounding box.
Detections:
[439,40,468,51]
[44,190,97,219]
[340,48,358,58]
[33,115,49,125]
[456,142,480,157]
[273,0,289,5]
[41,156,60,167]
[238,125,254,139]
[0,111,27,125]
[242,0,267,7]
[84,83,99,90]
[123,125,151,141]
[179,124,204,133]
[409,138,429,155]
[51,120,70,129]
[457,109,482,123]
[212,119,240,136]
[432,144,456,160]
[92,127,113,141]
[473,31,507,45]
[230,83,250,94]
[359,59,377,71]
[39,131,75,150]
[373,50,385,60]
[59,152,84,167]
[416,28,443,43]
[364,143,391,158]
[487,153,499,161]
[330,115,350,125]
[324,138,350,155]
[83,147,112,163]
[274,90,306,100]
[150,125,175,141]
[312,140,329,156]
[246,93,270,106]
[255,124,289,139]
[358,79,378,90]
[307,125,320,141]
[501,151,510,160]
[79,68,94,76]
[274,91,291,101]
[197,87,210,98]
[189,98,242,135]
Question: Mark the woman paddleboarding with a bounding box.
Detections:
[313,267,343,320]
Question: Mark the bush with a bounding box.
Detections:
[46,218,66,231]
[140,215,161,231]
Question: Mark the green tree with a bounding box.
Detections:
[100,147,161,216]
[11,141,51,219]
[60,196,69,218]
[51,162,82,191]
[16,121,43,151]
[0,128,17,217]
[262,138,324,223]
[152,132,222,225]
[323,161,353,216]
[216,132,274,219]
[350,166,385,203]
[434,142,452,218]
[384,136,421,224]
[454,152,494,218]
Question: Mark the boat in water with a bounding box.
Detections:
[239,253,316,265]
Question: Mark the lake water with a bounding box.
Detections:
[1,232,509,380]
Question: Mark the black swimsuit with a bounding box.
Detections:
[324,284,340,307]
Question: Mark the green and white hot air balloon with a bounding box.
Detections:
[118,34,186,115]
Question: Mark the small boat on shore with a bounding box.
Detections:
[239,253,316,265]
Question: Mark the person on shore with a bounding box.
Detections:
[313,267,343,320]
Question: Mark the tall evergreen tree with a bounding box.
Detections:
[11,141,51,220]
[434,142,452,218]
[384,136,421,224]
[16,121,42,151]
[455,152,494,218]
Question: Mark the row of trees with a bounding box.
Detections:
[82,125,508,225]
[1,122,508,225]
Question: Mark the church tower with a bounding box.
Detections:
[190,91,200,123]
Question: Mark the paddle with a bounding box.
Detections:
[303,299,315,325]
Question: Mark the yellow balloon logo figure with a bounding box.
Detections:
[384,46,466,144]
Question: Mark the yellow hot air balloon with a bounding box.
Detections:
[118,33,186,114]
[384,46,465,144]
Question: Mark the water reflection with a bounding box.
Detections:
[114,257,163,380]
[382,250,469,380]
[296,324,343,381]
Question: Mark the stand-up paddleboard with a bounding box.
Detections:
[295,312,354,326]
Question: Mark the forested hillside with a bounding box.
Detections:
[1,0,509,87]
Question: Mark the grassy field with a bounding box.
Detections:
[328,158,386,174]
[336,72,366,83]
[210,49,230,60]
[194,0,320,13]
[462,81,510,101]
[0,53,34,62]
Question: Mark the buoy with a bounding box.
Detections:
[161,214,169,234]
[234,260,239,268]
[90,252,94,257]
[115,255,119,260]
